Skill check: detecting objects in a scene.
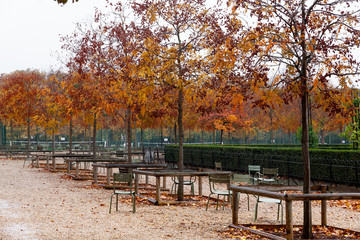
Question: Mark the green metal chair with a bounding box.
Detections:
[232,174,251,210]
[206,174,232,210]
[23,156,36,168]
[109,172,136,214]
[254,192,285,224]
[255,168,279,185]
[214,162,222,171]
[248,165,261,184]
[171,176,196,195]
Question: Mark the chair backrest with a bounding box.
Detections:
[215,162,222,171]
[233,174,251,184]
[113,173,133,191]
[209,174,231,192]
[248,165,261,176]
[262,168,278,178]
[171,175,195,184]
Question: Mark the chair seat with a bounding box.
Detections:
[258,197,281,204]
[171,176,196,195]
[256,178,277,183]
[212,190,231,195]
[114,190,135,195]
[109,172,136,214]
[173,180,194,185]
[255,194,284,224]
[206,174,232,210]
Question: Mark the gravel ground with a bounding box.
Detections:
[0,159,360,240]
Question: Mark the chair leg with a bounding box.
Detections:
[206,193,212,211]
[132,194,136,214]
[216,194,220,210]
[254,199,259,221]
[171,183,174,194]
[247,194,250,211]
[191,184,194,195]
[116,194,119,211]
[109,194,114,213]
[222,195,225,210]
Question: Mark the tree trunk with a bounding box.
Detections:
[178,87,184,201]
[301,83,312,239]
[201,130,204,144]
[301,1,312,236]
[52,128,55,155]
[140,128,144,152]
[88,124,91,153]
[69,113,73,154]
[161,127,164,146]
[169,127,172,144]
[27,116,30,158]
[213,131,216,144]
[10,121,13,148]
[270,110,274,144]
[126,109,132,163]
[288,130,291,144]
[174,123,177,144]
[320,129,325,144]
[220,129,223,144]
[92,114,97,158]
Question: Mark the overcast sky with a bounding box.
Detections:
[0,0,109,74]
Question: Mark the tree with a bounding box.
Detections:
[133,0,220,200]
[0,70,45,154]
[229,0,360,238]
[61,17,111,157]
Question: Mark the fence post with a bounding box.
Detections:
[321,185,327,226]
[232,192,239,225]
[286,199,293,240]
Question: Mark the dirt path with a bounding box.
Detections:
[0,159,359,240]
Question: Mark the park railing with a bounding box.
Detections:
[230,185,360,240]
[164,145,360,187]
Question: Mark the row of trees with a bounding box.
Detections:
[0,68,347,146]
[8,0,360,237]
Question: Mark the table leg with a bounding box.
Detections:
[52,156,56,170]
[232,191,239,225]
[198,176,202,196]
[106,168,111,186]
[46,156,49,169]
[93,166,98,184]
[156,176,161,203]
[286,200,293,240]
[76,162,80,177]
[135,173,139,194]
[66,160,70,173]
[162,176,166,189]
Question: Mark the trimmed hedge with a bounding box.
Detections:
[164,145,360,186]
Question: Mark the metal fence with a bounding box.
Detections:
[165,147,360,187]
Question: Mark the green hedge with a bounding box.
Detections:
[165,145,360,186]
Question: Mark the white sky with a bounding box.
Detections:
[0,0,109,74]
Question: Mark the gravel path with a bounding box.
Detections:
[0,159,359,240]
